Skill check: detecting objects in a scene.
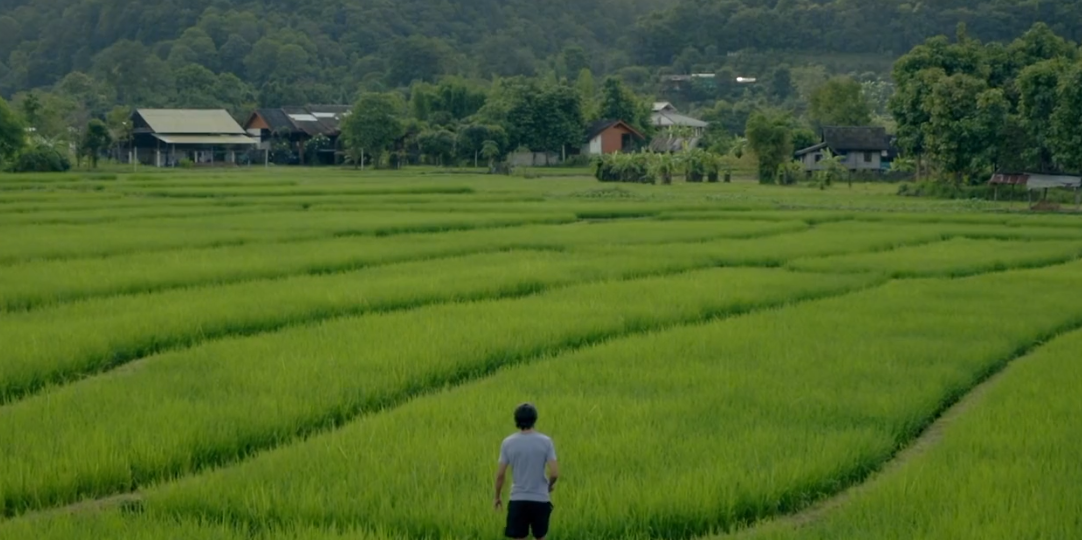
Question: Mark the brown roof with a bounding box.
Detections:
[586,120,645,141]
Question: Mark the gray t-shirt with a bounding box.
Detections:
[498,431,557,502]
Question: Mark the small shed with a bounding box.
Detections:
[795,126,895,172]
[989,171,1082,209]
[584,120,645,155]
[132,109,258,167]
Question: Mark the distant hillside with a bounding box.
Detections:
[0,0,664,96]
[0,0,1080,110]
[633,0,1082,66]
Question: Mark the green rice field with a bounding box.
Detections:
[1,168,1080,539]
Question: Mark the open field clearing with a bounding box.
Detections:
[0,211,578,264]
[0,169,1080,539]
[0,238,840,403]
[140,262,1082,539]
[0,268,872,515]
[788,238,1082,277]
[732,328,1082,540]
[0,219,809,311]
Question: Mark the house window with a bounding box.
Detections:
[814,154,822,163]
[621,133,632,149]
[864,152,874,162]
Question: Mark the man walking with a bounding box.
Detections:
[494,403,559,540]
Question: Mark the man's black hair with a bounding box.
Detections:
[514,403,538,430]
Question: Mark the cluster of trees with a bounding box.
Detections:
[635,0,1082,66]
[0,94,115,172]
[0,0,665,100]
[891,23,1082,181]
[2,0,1079,121]
[337,75,654,168]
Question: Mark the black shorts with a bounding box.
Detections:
[505,500,553,539]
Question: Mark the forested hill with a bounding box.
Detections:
[1,0,1081,107]
[635,0,1082,65]
[0,0,664,96]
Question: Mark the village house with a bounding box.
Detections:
[583,120,645,155]
[131,109,259,167]
[649,103,708,152]
[795,126,897,173]
[244,105,351,165]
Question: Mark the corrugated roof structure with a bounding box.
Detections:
[989,172,1081,190]
[152,134,259,145]
[135,109,247,135]
[248,105,351,138]
[651,111,708,129]
[820,126,891,151]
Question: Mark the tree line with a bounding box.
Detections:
[2,0,1080,115]
[891,23,1082,181]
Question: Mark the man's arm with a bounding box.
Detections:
[546,439,559,493]
[494,462,508,510]
[547,459,560,493]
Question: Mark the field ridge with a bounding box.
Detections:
[1,277,878,518]
[718,316,1082,539]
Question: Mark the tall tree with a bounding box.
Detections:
[386,36,452,88]
[0,96,25,164]
[597,77,650,134]
[560,45,589,81]
[745,108,794,185]
[923,74,1004,182]
[1017,59,1068,171]
[1050,61,1082,173]
[341,92,406,167]
[807,76,872,129]
[19,93,41,128]
[770,66,793,101]
[80,119,113,168]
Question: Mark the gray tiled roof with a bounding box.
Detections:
[821,126,891,151]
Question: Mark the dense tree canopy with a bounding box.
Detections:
[890,23,1082,181]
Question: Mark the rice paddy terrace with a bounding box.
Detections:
[0,169,1079,539]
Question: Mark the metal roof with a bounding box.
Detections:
[794,142,829,156]
[651,111,708,128]
[152,134,259,145]
[821,126,891,151]
[255,105,349,137]
[988,172,1081,190]
[135,109,246,135]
